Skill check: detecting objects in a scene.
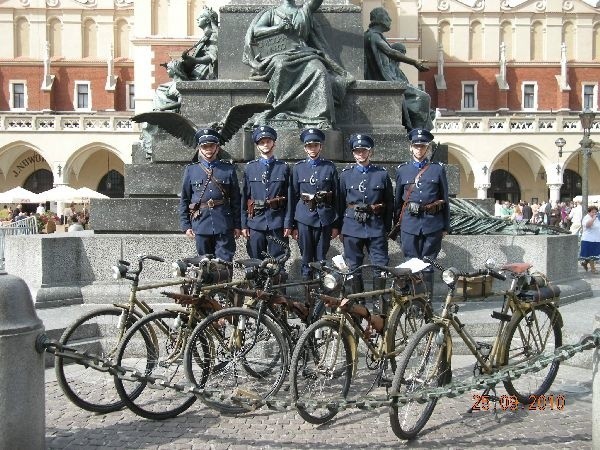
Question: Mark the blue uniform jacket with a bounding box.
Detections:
[179,160,242,234]
[241,159,293,230]
[394,160,450,235]
[292,158,339,228]
[339,164,393,238]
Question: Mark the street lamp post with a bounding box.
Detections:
[579,110,596,215]
[556,111,597,215]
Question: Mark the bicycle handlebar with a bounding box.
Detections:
[423,257,506,281]
[308,261,412,278]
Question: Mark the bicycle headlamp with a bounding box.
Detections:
[111,263,128,280]
[171,260,187,278]
[442,268,458,285]
[322,272,342,291]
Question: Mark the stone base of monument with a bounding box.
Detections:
[4,233,591,308]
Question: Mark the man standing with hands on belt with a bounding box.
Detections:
[339,133,394,301]
[241,125,293,260]
[394,128,450,293]
[292,128,340,280]
[179,128,242,263]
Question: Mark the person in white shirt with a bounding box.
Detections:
[569,200,583,235]
[36,203,46,214]
[68,215,84,232]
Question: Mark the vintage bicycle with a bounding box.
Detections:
[183,247,324,415]
[389,258,562,440]
[288,261,432,424]
[111,255,249,420]
[55,254,184,413]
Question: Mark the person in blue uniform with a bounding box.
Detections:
[339,133,394,298]
[394,128,450,293]
[241,125,293,261]
[179,128,242,263]
[292,128,340,280]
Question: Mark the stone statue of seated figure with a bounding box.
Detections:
[243,0,355,128]
[364,7,433,131]
[179,7,218,81]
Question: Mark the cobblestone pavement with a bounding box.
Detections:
[45,358,594,449]
[45,267,599,449]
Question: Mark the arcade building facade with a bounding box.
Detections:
[0,0,598,209]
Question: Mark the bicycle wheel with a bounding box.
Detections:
[113,310,200,420]
[389,322,448,440]
[289,318,353,424]
[501,305,562,403]
[55,307,136,413]
[387,297,430,372]
[184,307,289,414]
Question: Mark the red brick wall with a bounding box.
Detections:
[0,62,134,112]
[151,44,192,89]
[420,65,598,112]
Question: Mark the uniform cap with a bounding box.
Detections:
[408,128,434,144]
[300,128,325,144]
[349,133,375,150]
[194,128,221,145]
[252,125,277,143]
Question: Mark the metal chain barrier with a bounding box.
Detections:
[37,328,600,413]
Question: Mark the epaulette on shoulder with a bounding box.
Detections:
[246,159,258,165]
[397,162,409,168]
[341,164,353,171]
[294,160,304,165]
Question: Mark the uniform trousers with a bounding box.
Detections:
[297,222,333,278]
[342,235,389,271]
[400,229,443,261]
[194,233,236,262]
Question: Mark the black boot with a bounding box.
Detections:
[372,276,388,315]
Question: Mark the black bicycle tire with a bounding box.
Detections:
[501,305,562,403]
[289,317,353,425]
[55,307,137,413]
[389,322,446,440]
[184,307,289,414]
[113,310,198,420]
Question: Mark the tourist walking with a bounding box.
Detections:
[579,205,600,273]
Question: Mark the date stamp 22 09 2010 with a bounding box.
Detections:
[471,393,566,412]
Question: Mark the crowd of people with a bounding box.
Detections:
[0,202,90,233]
[494,199,584,234]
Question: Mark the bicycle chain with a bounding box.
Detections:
[39,328,600,413]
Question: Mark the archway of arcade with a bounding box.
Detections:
[0,143,125,199]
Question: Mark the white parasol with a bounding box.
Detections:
[0,186,40,203]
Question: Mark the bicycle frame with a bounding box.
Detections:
[432,269,562,375]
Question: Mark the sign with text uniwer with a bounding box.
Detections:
[251,32,301,59]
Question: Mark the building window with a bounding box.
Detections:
[127,83,135,110]
[10,82,27,110]
[461,82,477,110]
[74,82,91,110]
[583,84,598,111]
[522,82,537,110]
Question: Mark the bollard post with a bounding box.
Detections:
[0,271,45,449]
[593,315,600,449]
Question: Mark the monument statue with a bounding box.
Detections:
[153,60,188,112]
[242,0,355,128]
[364,7,433,131]
[180,7,219,81]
